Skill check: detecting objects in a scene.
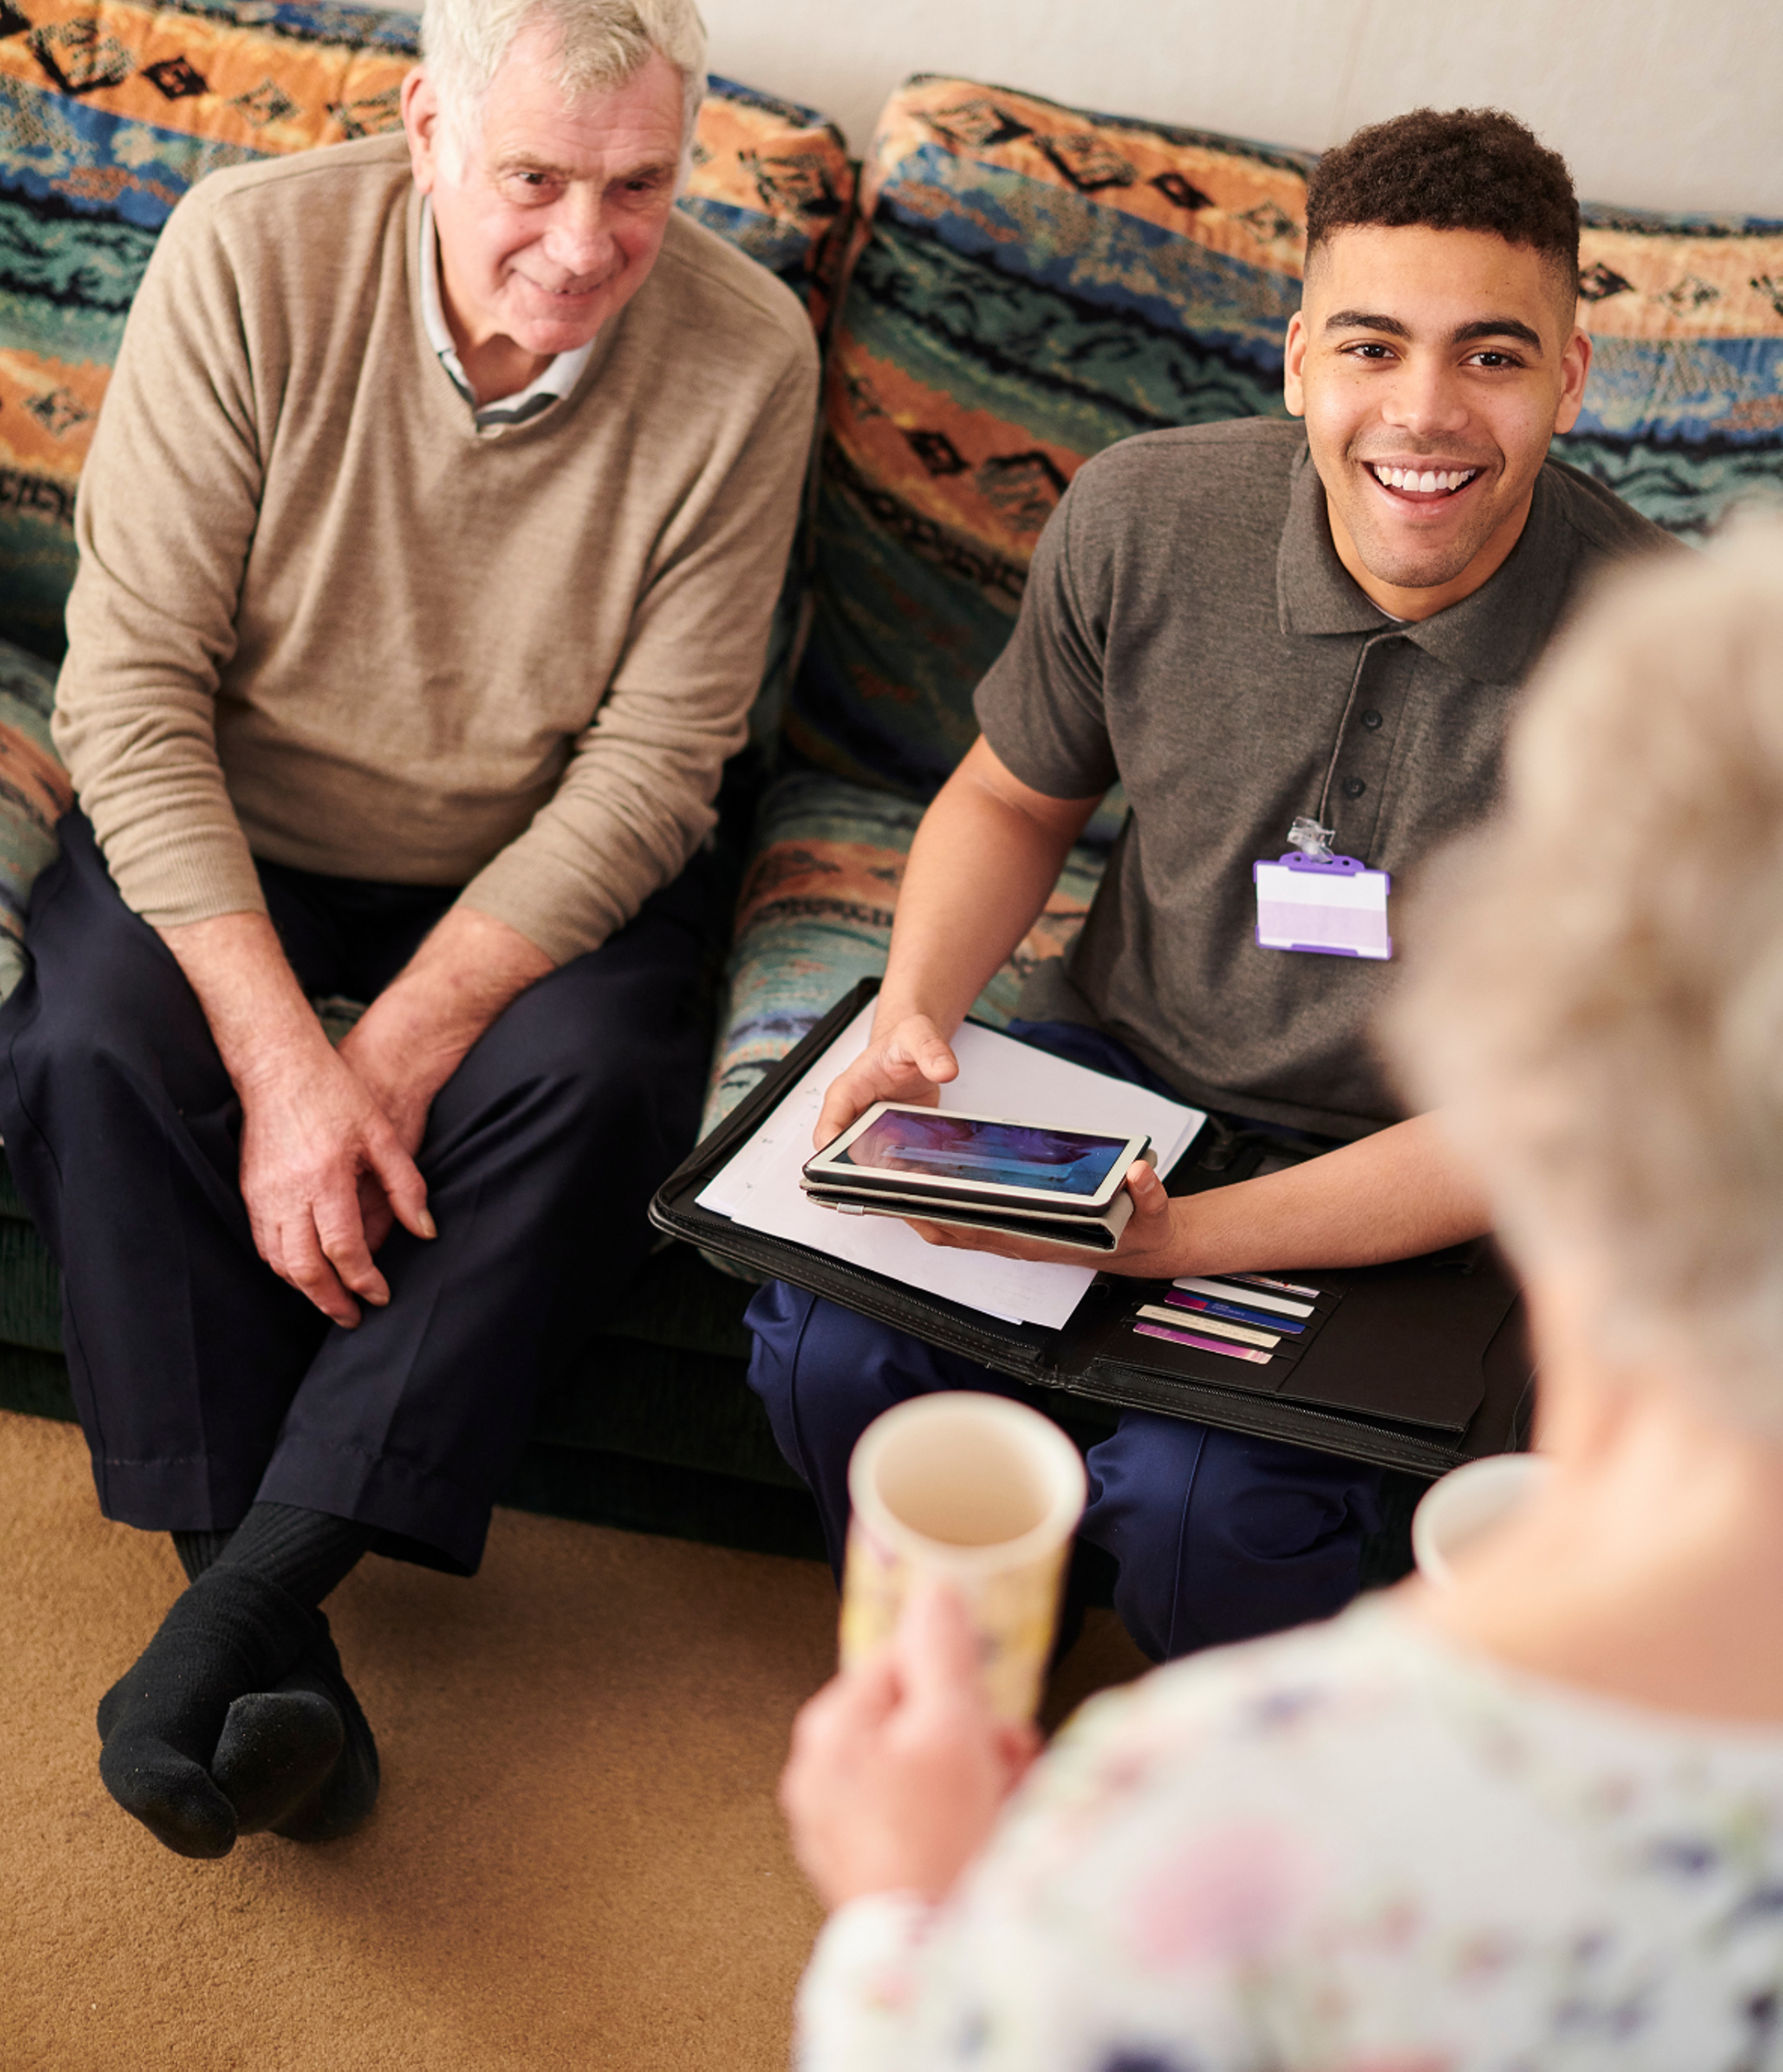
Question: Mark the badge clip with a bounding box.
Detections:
[1285,816,1337,862]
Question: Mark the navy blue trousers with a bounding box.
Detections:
[0,812,722,1573]
[745,1019,1383,1661]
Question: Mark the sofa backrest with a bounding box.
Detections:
[787,76,1313,799]
[0,0,852,652]
[792,72,1783,804]
[1554,204,1783,539]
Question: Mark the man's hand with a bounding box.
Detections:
[157,910,436,1327]
[336,905,554,1203]
[336,905,553,1253]
[780,1585,1039,1911]
[236,1038,434,1325]
[906,1156,1181,1272]
[161,903,551,1323]
[809,739,1101,1152]
[813,1013,963,1149]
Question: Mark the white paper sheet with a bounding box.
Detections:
[698,1004,1205,1328]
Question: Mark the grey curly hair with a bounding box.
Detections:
[1386,522,1783,1431]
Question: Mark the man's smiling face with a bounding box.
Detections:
[1284,224,1591,620]
[403,29,684,379]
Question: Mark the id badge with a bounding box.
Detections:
[1254,851,1392,961]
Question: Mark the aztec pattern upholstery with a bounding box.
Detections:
[786,76,1314,799]
[1555,203,1783,538]
[0,0,853,650]
[682,75,853,331]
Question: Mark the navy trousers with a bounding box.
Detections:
[0,812,722,1573]
[744,1019,1383,1661]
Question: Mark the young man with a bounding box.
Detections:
[0,0,817,1858]
[745,108,1675,1664]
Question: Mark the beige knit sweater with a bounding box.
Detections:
[56,134,819,963]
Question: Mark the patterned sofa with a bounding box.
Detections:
[0,9,1778,1563]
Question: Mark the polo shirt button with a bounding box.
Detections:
[1362,709,1383,730]
[1342,778,1367,799]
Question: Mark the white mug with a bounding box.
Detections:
[841,1392,1087,1721]
[1412,1453,1555,1588]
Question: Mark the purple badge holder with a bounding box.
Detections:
[1254,851,1393,961]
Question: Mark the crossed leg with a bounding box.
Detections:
[1,815,718,1852]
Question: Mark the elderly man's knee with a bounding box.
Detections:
[12,929,215,1103]
[481,955,706,1124]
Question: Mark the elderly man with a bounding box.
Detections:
[0,0,817,1858]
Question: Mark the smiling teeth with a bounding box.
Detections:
[1372,465,1479,492]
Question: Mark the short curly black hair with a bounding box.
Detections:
[1306,108,1579,300]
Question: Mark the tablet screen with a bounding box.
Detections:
[834,1111,1132,1197]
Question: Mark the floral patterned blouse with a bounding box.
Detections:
[796,1598,1783,2071]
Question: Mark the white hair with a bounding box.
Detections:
[1385,520,1783,1433]
[422,0,706,160]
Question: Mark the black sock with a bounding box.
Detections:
[215,1503,371,1607]
[205,1505,377,1840]
[171,1528,234,1583]
[212,1608,380,1842]
[102,1507,379,1856]
[96,1567,318,1858]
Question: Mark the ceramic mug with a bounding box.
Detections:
[840,1392,1088,1721]
[1411,1453,1555,1588]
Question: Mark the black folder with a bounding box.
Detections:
[649,981,1535,1478]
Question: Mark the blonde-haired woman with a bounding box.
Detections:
[779,527,1783,2071]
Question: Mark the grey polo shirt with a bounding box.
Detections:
[977,416,1673,1138]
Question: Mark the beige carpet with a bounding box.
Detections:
[0,1408,1147,2071]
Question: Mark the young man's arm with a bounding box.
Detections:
[906,1109,1490,1277]
[813,737,1102,1142]
[820,737,1491,1273]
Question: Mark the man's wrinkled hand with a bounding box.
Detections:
[813,1013,962,1150]
[906,1156,1184,1276]
[335,1001,457,1254]
[337,1014,441,1158]
[237,1040,435,1328]
[779,1584,1038,1911]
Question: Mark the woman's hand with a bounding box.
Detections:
[905,1156,1187,1277]
[780,1585,1040,1911]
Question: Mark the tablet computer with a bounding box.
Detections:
[801,1103,1153,1250]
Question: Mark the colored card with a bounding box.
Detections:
[1132,1321,1273,1365]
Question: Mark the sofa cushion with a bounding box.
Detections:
[786,77,1314,797]
[679,75,854,330]
[701,768,1105,1139]
[0,0,852,649]
[1554,204,1783,539]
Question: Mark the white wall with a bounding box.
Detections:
[696,0,1782,219]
